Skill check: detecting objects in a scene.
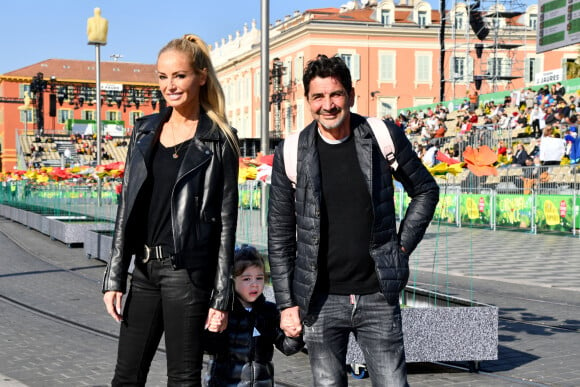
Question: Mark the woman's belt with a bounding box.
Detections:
[142,244,171,263]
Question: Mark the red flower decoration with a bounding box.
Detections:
[462,146,498,177]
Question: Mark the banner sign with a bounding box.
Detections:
[535,195,574,232]
[534,69,564,85]
[495,194,534,229]
[101,83,123,92]
[537,0,580,53]
[459,194,491,226]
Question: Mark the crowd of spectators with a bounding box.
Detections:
[391,82,578,170]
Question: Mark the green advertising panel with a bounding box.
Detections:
[433,193,458,224]
[394,190,411,220]
[239,185,261,209]
[495,194,534,229]
[535,195,574,233]
[459,194,492,226]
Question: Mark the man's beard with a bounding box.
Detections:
[318,108,345,130]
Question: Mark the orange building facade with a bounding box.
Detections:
[212,1,578,141]
[2,1,579,170]
[0,60,159,171]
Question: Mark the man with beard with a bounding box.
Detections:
[267,55,439,387]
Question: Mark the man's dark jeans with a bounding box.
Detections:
[303,292,408,387]
[112,259,211,386]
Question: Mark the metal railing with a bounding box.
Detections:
[429,165,580,235]
[2,168,579,252]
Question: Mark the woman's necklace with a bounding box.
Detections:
[169,121,196,159]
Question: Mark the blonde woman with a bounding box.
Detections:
[102,34,239,386]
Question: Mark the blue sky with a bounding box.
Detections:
[0,0,336,74]
[0,0,535,74]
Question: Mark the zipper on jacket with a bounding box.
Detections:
[170,154,211,258]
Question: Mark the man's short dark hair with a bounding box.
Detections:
[303,55,352,97]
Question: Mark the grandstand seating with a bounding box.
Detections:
[18,134,130,168]
[15,91,577,181]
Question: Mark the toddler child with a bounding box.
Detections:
[204,245,304,386]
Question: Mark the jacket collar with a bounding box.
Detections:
[131,108,221,177]
[233,294,266,312]
[134,107,220,141]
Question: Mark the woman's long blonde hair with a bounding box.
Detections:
[158,34,239,155]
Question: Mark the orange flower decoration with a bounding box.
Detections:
[462,145,498,177]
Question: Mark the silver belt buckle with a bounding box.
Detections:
[155,245,163,259]
[143,244,152,263]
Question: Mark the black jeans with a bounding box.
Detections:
[112,259,211,386]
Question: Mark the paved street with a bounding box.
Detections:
[0,216,579,386]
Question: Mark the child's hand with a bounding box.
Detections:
[205,308,228,332]
[280,306,302,337]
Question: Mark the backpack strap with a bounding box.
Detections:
[282,117,398,187]
[283,131,300,188]
[366,116,399,171]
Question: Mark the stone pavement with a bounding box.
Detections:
[0,217,579,386]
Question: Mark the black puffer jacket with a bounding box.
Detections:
[268,114,439,317]
[102,108,239,311]
[204,295,304,387]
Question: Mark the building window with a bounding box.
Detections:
[283,58,292,87]
[379,52,395,82]
[130,111,143,126]
[58,109,74,124]
[20,109,34,124]
[452,57,466,81]
[454,13,464,29]
[245,74,252,100]
[226,81,233,105]
[416,54,431,83]
[381,10,391,26]
[418,11,427,26]
[82,110,95,121]
[237,77,242,104]
[337,53,360,81]
[20,84,31,98]
[296,100,304,132]
[254,70,261,98]
[338,53,352,69]
[378,97,397,118]
[255,110,261,138]
[106,111,121,121]
[524,58,536,83]
[294,56,304,84]
[529,14,537,30]
[488,57,511,78]
[488,58,500,77]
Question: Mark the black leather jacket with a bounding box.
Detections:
[268,114,439,318]
[204,295,304,387]
[102,108,239,311]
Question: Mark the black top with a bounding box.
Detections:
[315,132,379,295]
[134,139,191,255]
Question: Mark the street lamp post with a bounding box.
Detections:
[87,7,108,206]
[260,0,270,227]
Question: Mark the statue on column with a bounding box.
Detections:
[87,7,108,45]
[23,91,32,109]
